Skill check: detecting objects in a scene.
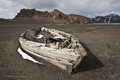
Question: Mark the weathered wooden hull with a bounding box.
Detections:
[18,27,87,74]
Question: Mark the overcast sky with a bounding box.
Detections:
[0,0,120,19]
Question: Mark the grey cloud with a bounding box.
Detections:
[57,0,118,13]
[11,0,58,10]
[0,0,26,18]
[0,0,120,18]
[56,0,120,17]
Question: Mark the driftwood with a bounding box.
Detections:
[18,27,87,74]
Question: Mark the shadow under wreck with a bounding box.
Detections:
[73,42,104,74]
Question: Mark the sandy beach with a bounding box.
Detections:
[0,24,120,80]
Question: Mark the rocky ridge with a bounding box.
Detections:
[90,14,120,23]
[14,9,91,24]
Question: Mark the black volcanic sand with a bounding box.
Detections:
[0,24,120,80]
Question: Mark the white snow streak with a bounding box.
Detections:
[37,34,43,39]
[17,48,44,65]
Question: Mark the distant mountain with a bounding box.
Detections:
[14,9,91,24]
[90,14,120,23]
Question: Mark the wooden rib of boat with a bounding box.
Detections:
[18,27,87,74]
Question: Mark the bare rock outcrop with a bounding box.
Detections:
[15,8,91,24]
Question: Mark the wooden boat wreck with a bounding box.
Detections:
[18,27,87,74]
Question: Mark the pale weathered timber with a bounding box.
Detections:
[18,26,87,74]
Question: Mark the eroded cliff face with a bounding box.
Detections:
[15,8,91,24]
